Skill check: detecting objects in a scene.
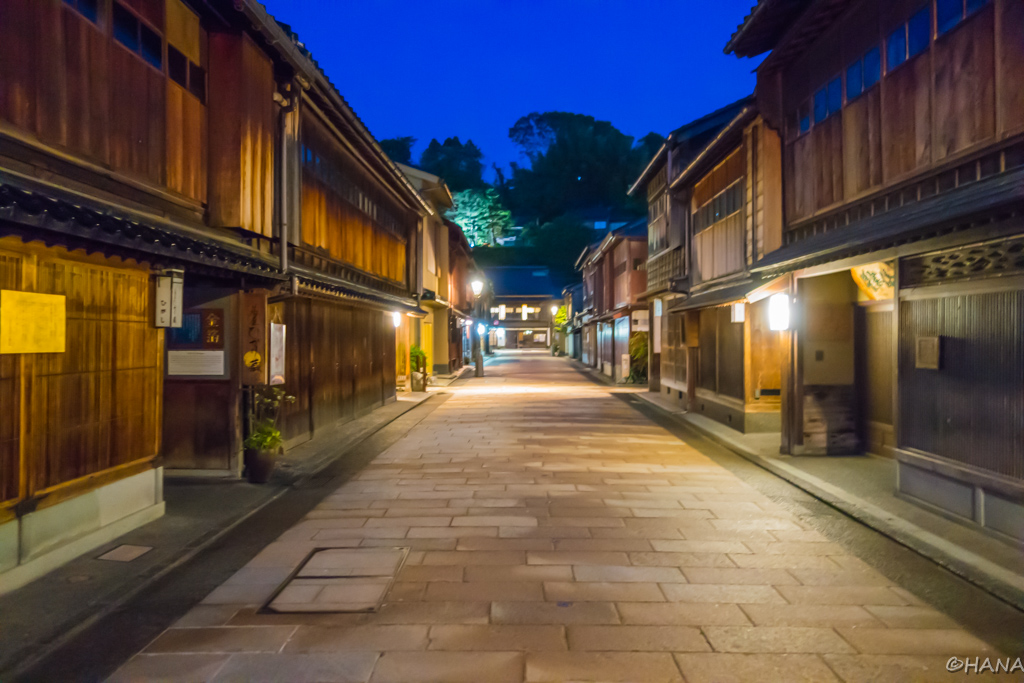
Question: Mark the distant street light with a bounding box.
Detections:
[477,323,486,336]
[471,279,484,296]
[550,305,558,316]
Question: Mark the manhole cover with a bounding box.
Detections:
[261,547,408,614]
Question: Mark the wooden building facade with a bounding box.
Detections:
[0,0,426,592]
[577,221,649,383]
[630,98,787,430]
[727,0,1024,539]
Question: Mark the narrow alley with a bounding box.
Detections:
[97,352,1018,683]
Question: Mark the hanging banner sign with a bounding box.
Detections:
[269,323,286,385]
[240,291,268,386]
[851,262,895,301]
[155,270,184,328]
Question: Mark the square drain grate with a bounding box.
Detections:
[261,547,409,614]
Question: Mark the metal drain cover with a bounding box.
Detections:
[261,547,408,614]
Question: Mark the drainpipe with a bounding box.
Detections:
[275,84,297,275]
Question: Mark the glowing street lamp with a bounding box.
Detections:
[471,279,484,297]
[550,305,558,316]
[392,311,401,328]
[477,323,486,336]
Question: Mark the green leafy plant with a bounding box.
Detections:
[410,345,428,372]
[628,331,649,383]
[244,386,295,453]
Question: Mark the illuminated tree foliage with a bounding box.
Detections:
[447,188,511,247]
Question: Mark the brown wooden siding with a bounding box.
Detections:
[698,307,744,400]
[0,0,208,205]
[932,8,996,161]
[0,253,23,508]
[998,0,1024,135]
[300,110,410,284]
[899,287,1023,481]
[207,31,275,236]
[0,239,161,507]
[280,298,396,444]
[779,0,1021,225]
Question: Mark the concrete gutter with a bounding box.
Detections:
[632,392,1024,613]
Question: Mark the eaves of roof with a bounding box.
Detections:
[0,176,283,281]
[751,166,1024,276]
[670,106,758,191]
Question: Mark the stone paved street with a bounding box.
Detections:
[109,352,1010,682]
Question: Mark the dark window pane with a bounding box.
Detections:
[78,0,99,22]
[798,100,811,134]
[113,4,139,52]
[846,60,864,100]
[800,115,811,134]
[937,0,963,33]
[908,7,931,57]
[864,47,881,88]
[886,26,907,71]
[827,76,842,113]
[966,0,988,13]
[141,24,162,69]
[189,63,206,103]
[168,46,188,87]
[814,88,828,123]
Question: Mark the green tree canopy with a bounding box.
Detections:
[419,137,486,192]
[447,188,511,247]
[506,112,664,224]
[520,215,597,280]
[379,136,416,165]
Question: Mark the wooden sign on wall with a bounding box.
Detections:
[240,291,268,385]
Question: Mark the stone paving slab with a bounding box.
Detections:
[108,354,1015,682]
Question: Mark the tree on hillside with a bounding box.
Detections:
[419,137,486,192]
[520,215,596,279]
[506,112,664,223]
[447,188,511,247]
[379,136,416,165]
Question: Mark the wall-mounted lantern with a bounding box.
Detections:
[392,311,402,328]
[768,294,790,331]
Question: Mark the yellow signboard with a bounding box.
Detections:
[0,290,67,354]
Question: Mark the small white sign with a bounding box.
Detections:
[535,333,547,343]
[167,350,224,376]
[270,323,286,385]
[155,271,184,328]
[621,353,631,379]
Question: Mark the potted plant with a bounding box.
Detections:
[244,386,295,484]
[409,345,428,392]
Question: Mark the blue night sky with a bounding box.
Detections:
[260,0,763,177]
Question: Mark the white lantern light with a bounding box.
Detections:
[392,312,401,328]
[471,279,484,296]
[476,323,486,335]
[768,294,790,331]
[550,305,558,315]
